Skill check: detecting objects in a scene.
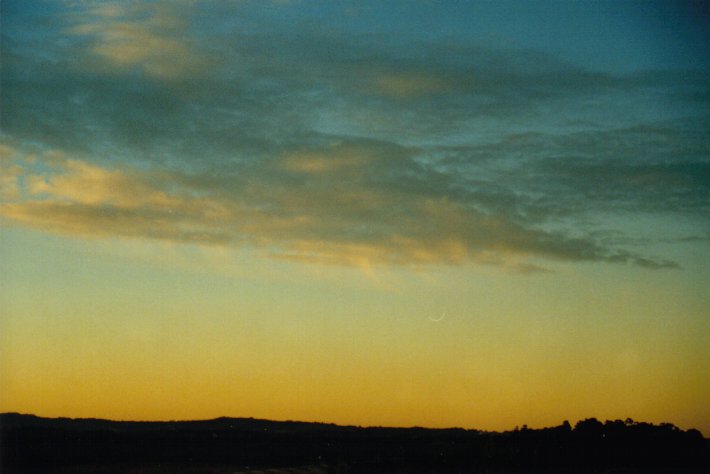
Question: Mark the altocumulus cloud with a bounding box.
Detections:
[1,0,707,271]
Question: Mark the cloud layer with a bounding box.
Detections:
[1,0,708,271]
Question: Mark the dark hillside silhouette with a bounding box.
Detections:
[1,413,707,473]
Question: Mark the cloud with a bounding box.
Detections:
[281,142,384,174]
[371,72,454,99]
[0,144,22,200]
[0,147,233,244]
[0,139,681,271]
[63,1,209,79]
[491,120,710,218]
[1,4,706,272]
[4,9,704,163]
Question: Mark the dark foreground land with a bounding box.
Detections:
[1,413,707,473]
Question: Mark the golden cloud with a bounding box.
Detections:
[373,72,454,99]
[66,1,208,79]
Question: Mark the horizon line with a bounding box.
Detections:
[2,412,704,437]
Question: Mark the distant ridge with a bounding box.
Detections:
[2,413,707,473]
[0,412,470,432]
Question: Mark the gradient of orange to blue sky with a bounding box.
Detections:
[1,0,709,435]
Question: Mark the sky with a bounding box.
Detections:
[1,0,709,434]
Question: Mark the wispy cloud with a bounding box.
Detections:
[371,72,454,99]
[0,144,22,200]
[64,1,209,79]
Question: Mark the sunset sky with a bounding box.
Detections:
[1,0,709,435]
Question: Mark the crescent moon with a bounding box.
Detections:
[428,311,446,322]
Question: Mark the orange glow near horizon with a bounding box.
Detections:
[1,229,708,435]
[1,0,709,441]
